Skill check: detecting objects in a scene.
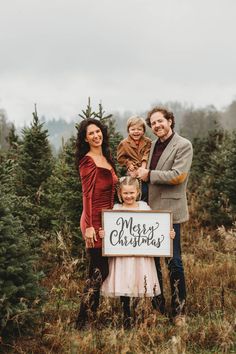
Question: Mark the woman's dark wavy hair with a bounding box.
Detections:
[75,118,116,170]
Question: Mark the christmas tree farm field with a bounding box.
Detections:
[1,223,235,354]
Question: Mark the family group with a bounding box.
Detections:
[75,106,193,329]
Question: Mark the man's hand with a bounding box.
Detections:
[137,167,150,182]
[85,226,97,248]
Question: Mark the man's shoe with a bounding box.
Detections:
[173,315,186,327]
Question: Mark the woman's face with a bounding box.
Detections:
[85,124,103,148]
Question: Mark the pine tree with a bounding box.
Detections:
[223,130,236,217]
[188,130,224,191]
[0,160,44,336]
[192,131,233,226]
[18,104,53,200]
[0,108,11,152]
[17,105,53,229]
[105,115,124,174]
[47,136,83,255]
[6,124,21,160]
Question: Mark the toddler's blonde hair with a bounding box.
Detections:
[127,115,146,133]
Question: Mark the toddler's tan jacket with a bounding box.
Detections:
[117,135,152,169]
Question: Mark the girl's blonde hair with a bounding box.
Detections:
[126,115,146,133]
[117,176,141,203]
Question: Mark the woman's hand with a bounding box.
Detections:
[85,227,97,248]
[170,228,176,239]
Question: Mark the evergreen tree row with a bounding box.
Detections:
[0,99,123,337]
[189,130,236,227]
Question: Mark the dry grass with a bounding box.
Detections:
[1,223,236,354]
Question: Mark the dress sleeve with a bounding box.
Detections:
[138,201,151,210]
[79,156,97,229]
[113,203,122,210]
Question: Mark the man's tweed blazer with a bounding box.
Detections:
[147,133,193,223]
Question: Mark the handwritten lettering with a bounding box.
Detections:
[109,217,165,248]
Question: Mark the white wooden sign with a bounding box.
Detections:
[102,210,173,257]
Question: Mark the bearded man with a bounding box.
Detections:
[137,107,193,326]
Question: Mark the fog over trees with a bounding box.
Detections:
[1,99,236,153]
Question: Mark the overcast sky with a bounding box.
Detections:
[0,0,235,126]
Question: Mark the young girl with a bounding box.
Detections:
[100,176,175,328]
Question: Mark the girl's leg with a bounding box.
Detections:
[132,297,139,324]
[120,296,131,329]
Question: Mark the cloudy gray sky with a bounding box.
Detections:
[0,0,235,126]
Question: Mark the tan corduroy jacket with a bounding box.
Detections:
[148,133,193,223]
[117,135,152,170]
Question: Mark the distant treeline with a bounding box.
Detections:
[1,99,236,152]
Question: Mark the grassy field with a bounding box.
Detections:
[1,222,236,354]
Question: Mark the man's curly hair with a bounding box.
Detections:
[146,107,175,130]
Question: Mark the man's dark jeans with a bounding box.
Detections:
[152,223,186,317]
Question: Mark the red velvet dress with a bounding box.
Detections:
[79,155,118,248]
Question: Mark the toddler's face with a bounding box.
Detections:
[128,123,145,141]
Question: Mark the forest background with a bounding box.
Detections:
[0,98,235,353]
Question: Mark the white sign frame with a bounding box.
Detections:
[102,210,173,257]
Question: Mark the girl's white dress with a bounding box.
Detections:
[101,201,161,297]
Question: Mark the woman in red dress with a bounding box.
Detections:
[75,118,118,329]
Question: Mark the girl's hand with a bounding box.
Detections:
[85,227,97,248]
[170,228,175,239]
[98,228,105,238]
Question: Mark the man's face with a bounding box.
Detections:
[150,112,172,141]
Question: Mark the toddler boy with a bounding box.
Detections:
[117,116,152,201]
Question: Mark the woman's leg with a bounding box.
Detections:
[76,248,109,328]
[87,248,109,311]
